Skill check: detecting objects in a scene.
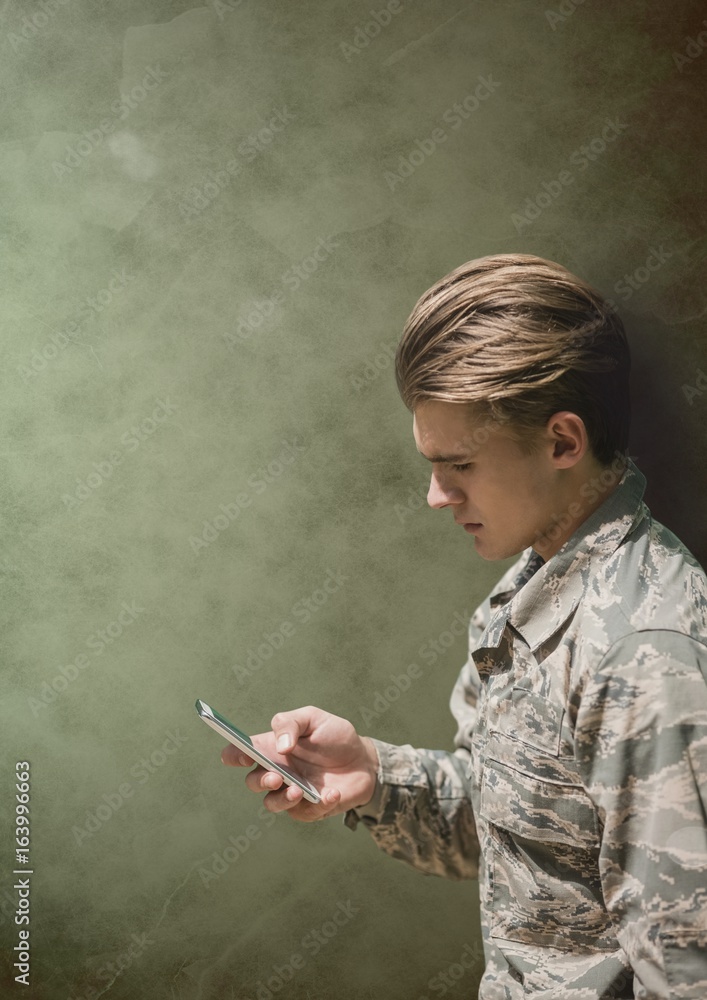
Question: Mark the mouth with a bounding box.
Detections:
[456,520,483,532]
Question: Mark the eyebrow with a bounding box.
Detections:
[417,450,472,463]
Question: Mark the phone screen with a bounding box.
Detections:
[195,699,321,804]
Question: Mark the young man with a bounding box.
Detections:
[222,254,707,999]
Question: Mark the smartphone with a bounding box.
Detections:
[195,698,322,804]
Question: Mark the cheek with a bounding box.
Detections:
[488,477,543,526]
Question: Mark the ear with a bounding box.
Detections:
[546,411,588,468]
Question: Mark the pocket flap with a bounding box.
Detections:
[480,757,600,848]
[490,687,564,756]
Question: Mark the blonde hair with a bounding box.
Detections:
[394,253,631,466]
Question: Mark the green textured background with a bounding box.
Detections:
[1,2,706,998]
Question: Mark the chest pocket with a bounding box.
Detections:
[477,688,615,953]
[482,686,600,848]
[493,686,564,754]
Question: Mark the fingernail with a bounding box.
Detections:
[277,734,292,752]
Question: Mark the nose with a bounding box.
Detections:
[427,470,464,510]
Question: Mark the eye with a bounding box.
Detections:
[451,463,472,472]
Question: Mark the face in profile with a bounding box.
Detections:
[412,400,580,562]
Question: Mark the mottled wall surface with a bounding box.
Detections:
[1,2,705,998]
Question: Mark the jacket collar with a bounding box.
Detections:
[473,456,647,658]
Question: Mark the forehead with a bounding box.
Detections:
[412,400,499,457]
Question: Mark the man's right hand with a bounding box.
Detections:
[221,705,380,823]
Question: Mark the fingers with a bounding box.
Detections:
[244,766,285,795]
[240,766,341,819]
[221,706,330,763]
[262,783,342,822]
[270,705,321,754]
[223,744,342,821]
[221,744,255,767]
[227,751,333,807]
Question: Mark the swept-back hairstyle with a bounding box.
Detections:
[394,253,631,467]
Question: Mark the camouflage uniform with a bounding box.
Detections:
[343,458,707,998]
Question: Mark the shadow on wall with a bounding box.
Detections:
[625,308,707,571]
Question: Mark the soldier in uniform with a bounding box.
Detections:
[222,253,707,999]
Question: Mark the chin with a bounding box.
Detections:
[474,537,526,562]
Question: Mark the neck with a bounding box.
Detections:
[532,457,628,560]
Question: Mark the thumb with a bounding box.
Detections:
[270,706,317,754]
[275,731,294,753]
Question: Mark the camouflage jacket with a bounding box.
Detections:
[343,458,707,998]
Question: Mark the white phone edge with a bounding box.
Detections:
[196,699,321,804]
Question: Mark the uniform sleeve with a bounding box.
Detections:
[575,629,707,999]
[341,646,483,882]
